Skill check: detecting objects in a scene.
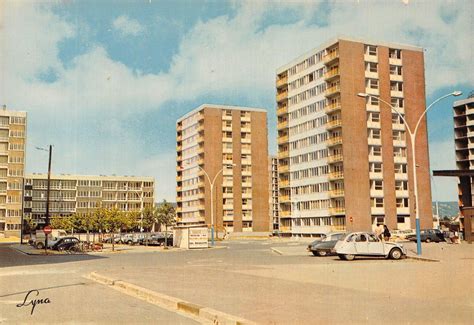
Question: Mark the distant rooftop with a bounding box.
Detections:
[177,104,267,123]
[277,35,423,74]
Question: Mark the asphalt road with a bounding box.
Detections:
[1,240,472,324]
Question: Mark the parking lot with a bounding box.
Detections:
[2,238,473,324]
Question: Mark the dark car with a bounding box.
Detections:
[52,237,80,251]
[140,233,173,246]
[406,229,445,243]
[308,232,346,256]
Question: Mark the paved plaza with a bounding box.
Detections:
[0,239,472,324]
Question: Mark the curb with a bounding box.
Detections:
[88,272,256,325]
[270,247,284,255]
[407,255,440,262]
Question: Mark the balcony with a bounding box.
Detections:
[326,119,342,130]
[280,195,290,202]
[276,75,288,88]
[276,91,288,103]
[324,68,340,81]
[323,50,339,65]
[280,210,291,217]
[329,189,345,198]
[329,207,345,215]
[278,149,289,159]
[328,172,344,180]
[325,102,341,114]
[327,136,343,147]
[277,120,288,130]
[325,85,340,98]
[279,164,289,173]
[278,135,289,144]
[328,154,343,163]
[279,179,290,188]
[277,105,288,116]
[176,144,182,151]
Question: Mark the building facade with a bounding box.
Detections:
[23,174,155,225]
[454,96,474,176]
[0,107,27,238]
[176,104,269,233]
[269,156,280,233]
[276,37,432,237]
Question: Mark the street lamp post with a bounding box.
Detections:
[36,145,53,252]
[193,163,236,247]
[357,91,462,255]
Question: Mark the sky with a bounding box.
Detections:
[0,0,473,202]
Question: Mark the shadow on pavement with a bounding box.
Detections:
[0,243,107,268]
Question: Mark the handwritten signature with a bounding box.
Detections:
[16,289,51,315]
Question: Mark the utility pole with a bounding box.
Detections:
[44,145,52,252]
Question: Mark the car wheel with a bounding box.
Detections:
[344,254,355,261]
[127,240,133,245]
[317,250,327,257]
[36,242,44,249]
[425,238,431,243]
[338,254,346,260]
[389,248,402,260]
[312,251,318,256]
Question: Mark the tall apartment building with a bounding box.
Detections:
[268,156,280,233]
[454,95,474,171]
[276,37,432,237]
[23,174,155,224]
[454,95,474,200]
[176,104,269,233]
[0,107,27,238]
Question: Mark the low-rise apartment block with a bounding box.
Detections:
[176,104,269,233]
[23,174,155,224]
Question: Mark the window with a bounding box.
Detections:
[390,65,402,75]
[365,45,377,56]
[369,112,380,122]
[366,62,378,73]
[391,98,404,108]
[390,81,403,92]
[366,79,379,89]
[372,198,384,208]
[372,180,383,190]
[389,48,401,59]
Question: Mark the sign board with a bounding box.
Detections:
[188,227,208,249]
[43,226,52,234]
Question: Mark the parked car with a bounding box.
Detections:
[102,235,122,244]
[335,232,407,261]
[140,233,173,246]
[33,229,67,249]
[405,229,445,243]
[120,233,145,245]
[307,232,346,256]
[52,237,80,251]
[390,229,416,240]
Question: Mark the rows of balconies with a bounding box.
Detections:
[276,90,288,103]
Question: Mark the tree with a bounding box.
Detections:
[82,212,96,243]
[123,211,140,233]
[93,208,108,242]
[103,208,124,251]
[155,200,175,249]
[141,206,156,232]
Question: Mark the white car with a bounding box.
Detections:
[335,232,407,261]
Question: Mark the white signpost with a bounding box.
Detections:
[188,227,208,249]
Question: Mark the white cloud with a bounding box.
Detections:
[112,15,144,36]
[0,1,472,201]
